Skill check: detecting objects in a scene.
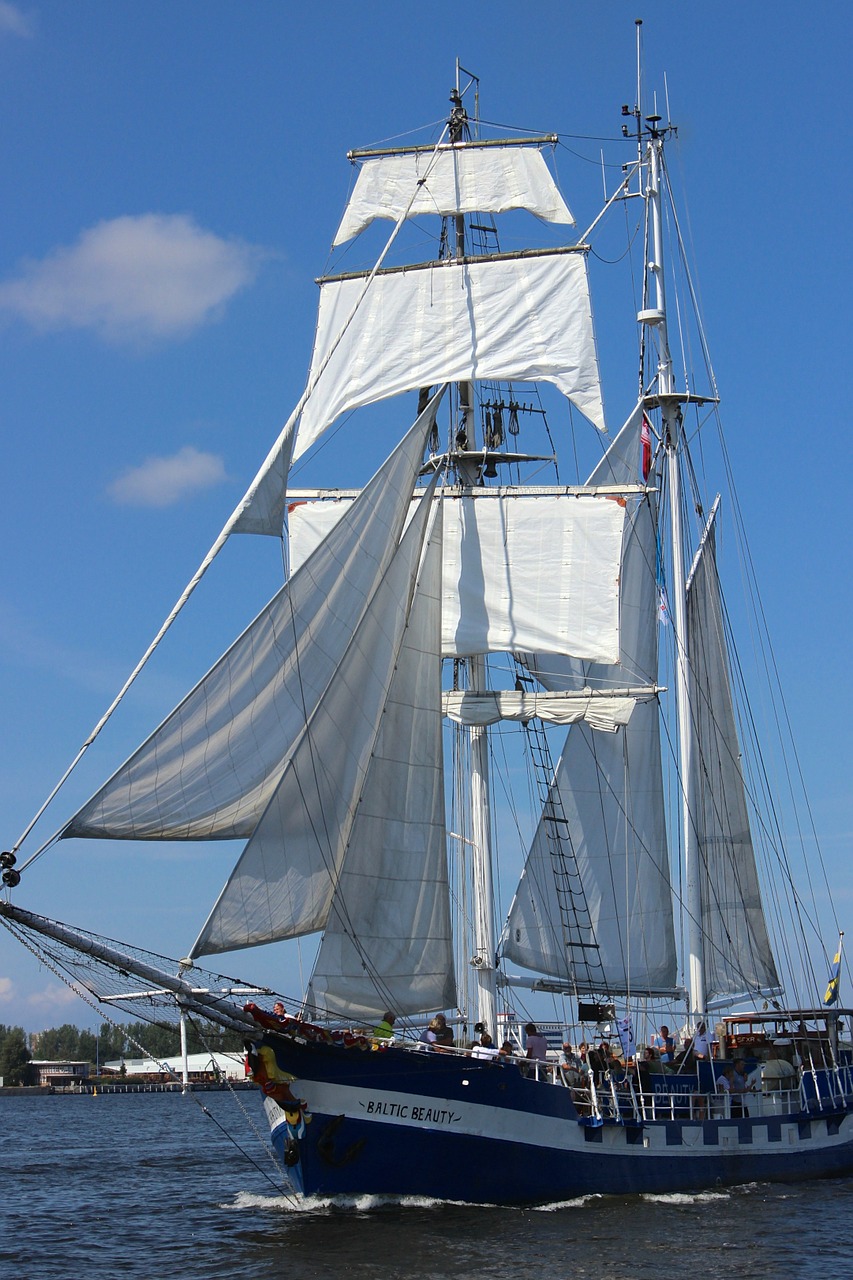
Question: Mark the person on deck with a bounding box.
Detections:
[524,1023,549,1061]
[691,1021,712,1060]
[716,1065,735,1116]
[732,1058,755,1116]
[373,1011,396,1040]
[559,1043,584,1088]
[429,1014,454,1048]
[653,1025,675,1064]
[522,1023,550,1078]
[471,1032,499,1059]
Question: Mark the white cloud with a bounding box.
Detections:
[0,2,34,37]
[27,982,80,1011]
[107,445,228,507]
[0,213,263,342]
[0,976,14,1001]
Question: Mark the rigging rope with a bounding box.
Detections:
[0,911,296,1202]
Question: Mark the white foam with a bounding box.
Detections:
[530,1195,603,1211]
[220,1189,466,1214]
[641,1190,730,1205]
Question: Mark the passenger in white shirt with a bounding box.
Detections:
[691,1021,712,1060]
[471,1032,499,1059]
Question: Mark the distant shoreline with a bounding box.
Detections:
[0,1081,254,1096]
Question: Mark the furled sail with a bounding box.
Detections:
[289,491,625,662]
[333,143,574,245]
[686,507,780,1003]
[293,249,605,459]
[191,470,441,957]
[308,504,455,1018]
[502,406,678,995]
[442,689,645,730]
[64,395,443,842]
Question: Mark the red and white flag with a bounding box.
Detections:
[641,413,653,481]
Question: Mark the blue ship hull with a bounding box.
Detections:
[257,1034,853,1203]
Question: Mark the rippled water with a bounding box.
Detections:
[2,1092,852,1279]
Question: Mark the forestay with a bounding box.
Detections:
[63,397,442,843]
[289,490,625,662]
[686,509,780,1003]
[293,250,605,459]
[308,505,455,1018]
[502,407,678,996]
[333,143,574,245]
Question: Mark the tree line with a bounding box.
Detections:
[0,1019,247,1085]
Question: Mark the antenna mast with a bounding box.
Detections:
[634,31,705,1024]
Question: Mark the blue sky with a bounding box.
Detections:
[0,1,850,1030]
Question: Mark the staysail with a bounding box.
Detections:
[333,143,574,245]
[191,468,442,956]
[686,506,780,1003]
[502,406,679,996]
[308,503,455,1018]
[64,393,444,843]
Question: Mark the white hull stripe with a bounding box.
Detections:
[273,1078,853,1159]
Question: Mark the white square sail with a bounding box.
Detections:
[333,144,574,245]
[289,490,624,663]
[294,250,605,459]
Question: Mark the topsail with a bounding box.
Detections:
[294,249,605,459]
[333,142,574,245]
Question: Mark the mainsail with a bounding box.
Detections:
[64,393,444,843]
[686,507,780,1003]
[288,490,626,663]
[333,142,574,245]
[502,407,679,995]
[308,503,455,1018]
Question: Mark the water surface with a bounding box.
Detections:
[2,1092,850,1278]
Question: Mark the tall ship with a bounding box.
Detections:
[3,42,852,1203]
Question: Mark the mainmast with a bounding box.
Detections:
[641,109,704,1021]
[449,67,498,1038]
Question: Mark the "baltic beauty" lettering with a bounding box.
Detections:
[361,1099,460,1124]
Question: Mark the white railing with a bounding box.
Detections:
[562,1076,804,1123]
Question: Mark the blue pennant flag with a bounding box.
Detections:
[824,942,843,1006]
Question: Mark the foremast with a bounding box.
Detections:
[449,72,498,1038]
